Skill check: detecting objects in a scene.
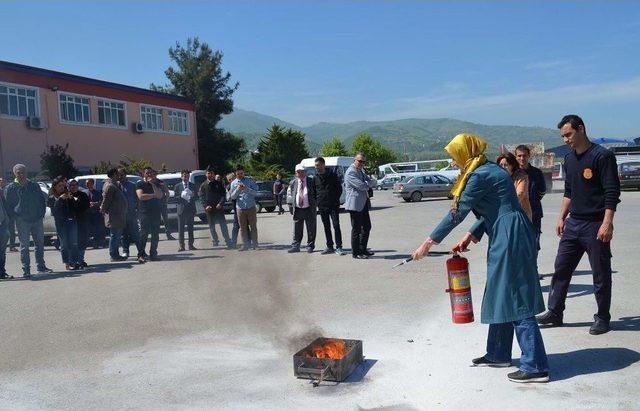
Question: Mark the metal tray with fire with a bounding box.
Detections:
[293,337,364,383]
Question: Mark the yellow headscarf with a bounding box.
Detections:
[445,133,488,209]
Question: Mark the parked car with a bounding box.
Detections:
[619,160,640,190]
[393,173,453,202]
[377,175,402,190]
[254,180,277,213]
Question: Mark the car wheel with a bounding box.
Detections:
[411,191,422,202]
[265,206,276,213]
[256,203,263,213]
[403,197,412,202]
[377,186,382,190]
[198,214,207,222]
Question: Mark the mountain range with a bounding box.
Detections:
[219,108,562,159]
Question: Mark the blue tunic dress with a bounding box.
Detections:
[430,162,545,324]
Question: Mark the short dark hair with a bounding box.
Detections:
[205,165,215,173]
[315,157,325,164]
[235,164,244,172]
[514,145,530,155]
[181,169,191,175]
[116,166,127,175]
[106,167,118,178]
[143,166,155,173]
[86,178,95,184]
[496,152,519,172]
[557,114,586,132]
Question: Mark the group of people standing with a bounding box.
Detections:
[412,114,620,383]
[285,154,375,259]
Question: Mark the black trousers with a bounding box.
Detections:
[349,204,371,256]
[548,217,612,322]
[160,203,172,237]
[206,211,230,245]
[319,207,342,249]
[139,215,160,257]
[177,211,195,247]
[292,207,316,249]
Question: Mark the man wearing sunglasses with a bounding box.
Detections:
[345,153,374,259]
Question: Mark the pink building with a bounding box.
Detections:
[0,60,198,177]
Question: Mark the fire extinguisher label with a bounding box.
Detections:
[449,269,470,290]
[451,292,473,315]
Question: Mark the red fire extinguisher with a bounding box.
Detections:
[445,253,474,324]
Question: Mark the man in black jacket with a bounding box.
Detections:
[5,164,52,277]
[199,166,231,248]
[314,157,345,255]
[174,169,198,252]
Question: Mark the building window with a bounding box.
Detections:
[140,105,163,130]
[98,100,126,127]
[168,110,188,134]
[0,84,39,117]
[59,94,90,123]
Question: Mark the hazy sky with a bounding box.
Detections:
[2,1,639,136]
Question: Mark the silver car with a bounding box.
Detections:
[393,173,453,202]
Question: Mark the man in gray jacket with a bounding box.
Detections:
[344,153,374,259]
[5,163,52,277]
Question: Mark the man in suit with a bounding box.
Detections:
[288,164,317,253]
[345,153,374,259]
[174,169,198,252]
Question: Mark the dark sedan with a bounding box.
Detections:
[255,180,277,213]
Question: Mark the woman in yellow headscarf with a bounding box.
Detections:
[412,133,549,383]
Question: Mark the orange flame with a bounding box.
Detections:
[304,339,347,360]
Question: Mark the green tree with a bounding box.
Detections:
[151,37,245,170]
[320,137,349,157]
[40,143,78,179]
[351,133,398,174]
[249,125,309,177]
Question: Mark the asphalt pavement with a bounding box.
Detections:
[1,189,639,410]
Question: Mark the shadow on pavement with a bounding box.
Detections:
[539,269,618,280]
[561,316,640,332]
[540,283,594,299]
[28,262,136,281]
[547,347,640,381]
[154,253,222,262]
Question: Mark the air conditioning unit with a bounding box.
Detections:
[26,116,43,129]
[133,122,144,133]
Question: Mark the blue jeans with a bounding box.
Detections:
[16,218,46,272]
[109,227,124,259]
[58,219,79,265]
[486,317,549,373]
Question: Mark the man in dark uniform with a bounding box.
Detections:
[537,115,620,335]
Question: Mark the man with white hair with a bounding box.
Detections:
[287,164,317,253]
[5,163,52,277]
